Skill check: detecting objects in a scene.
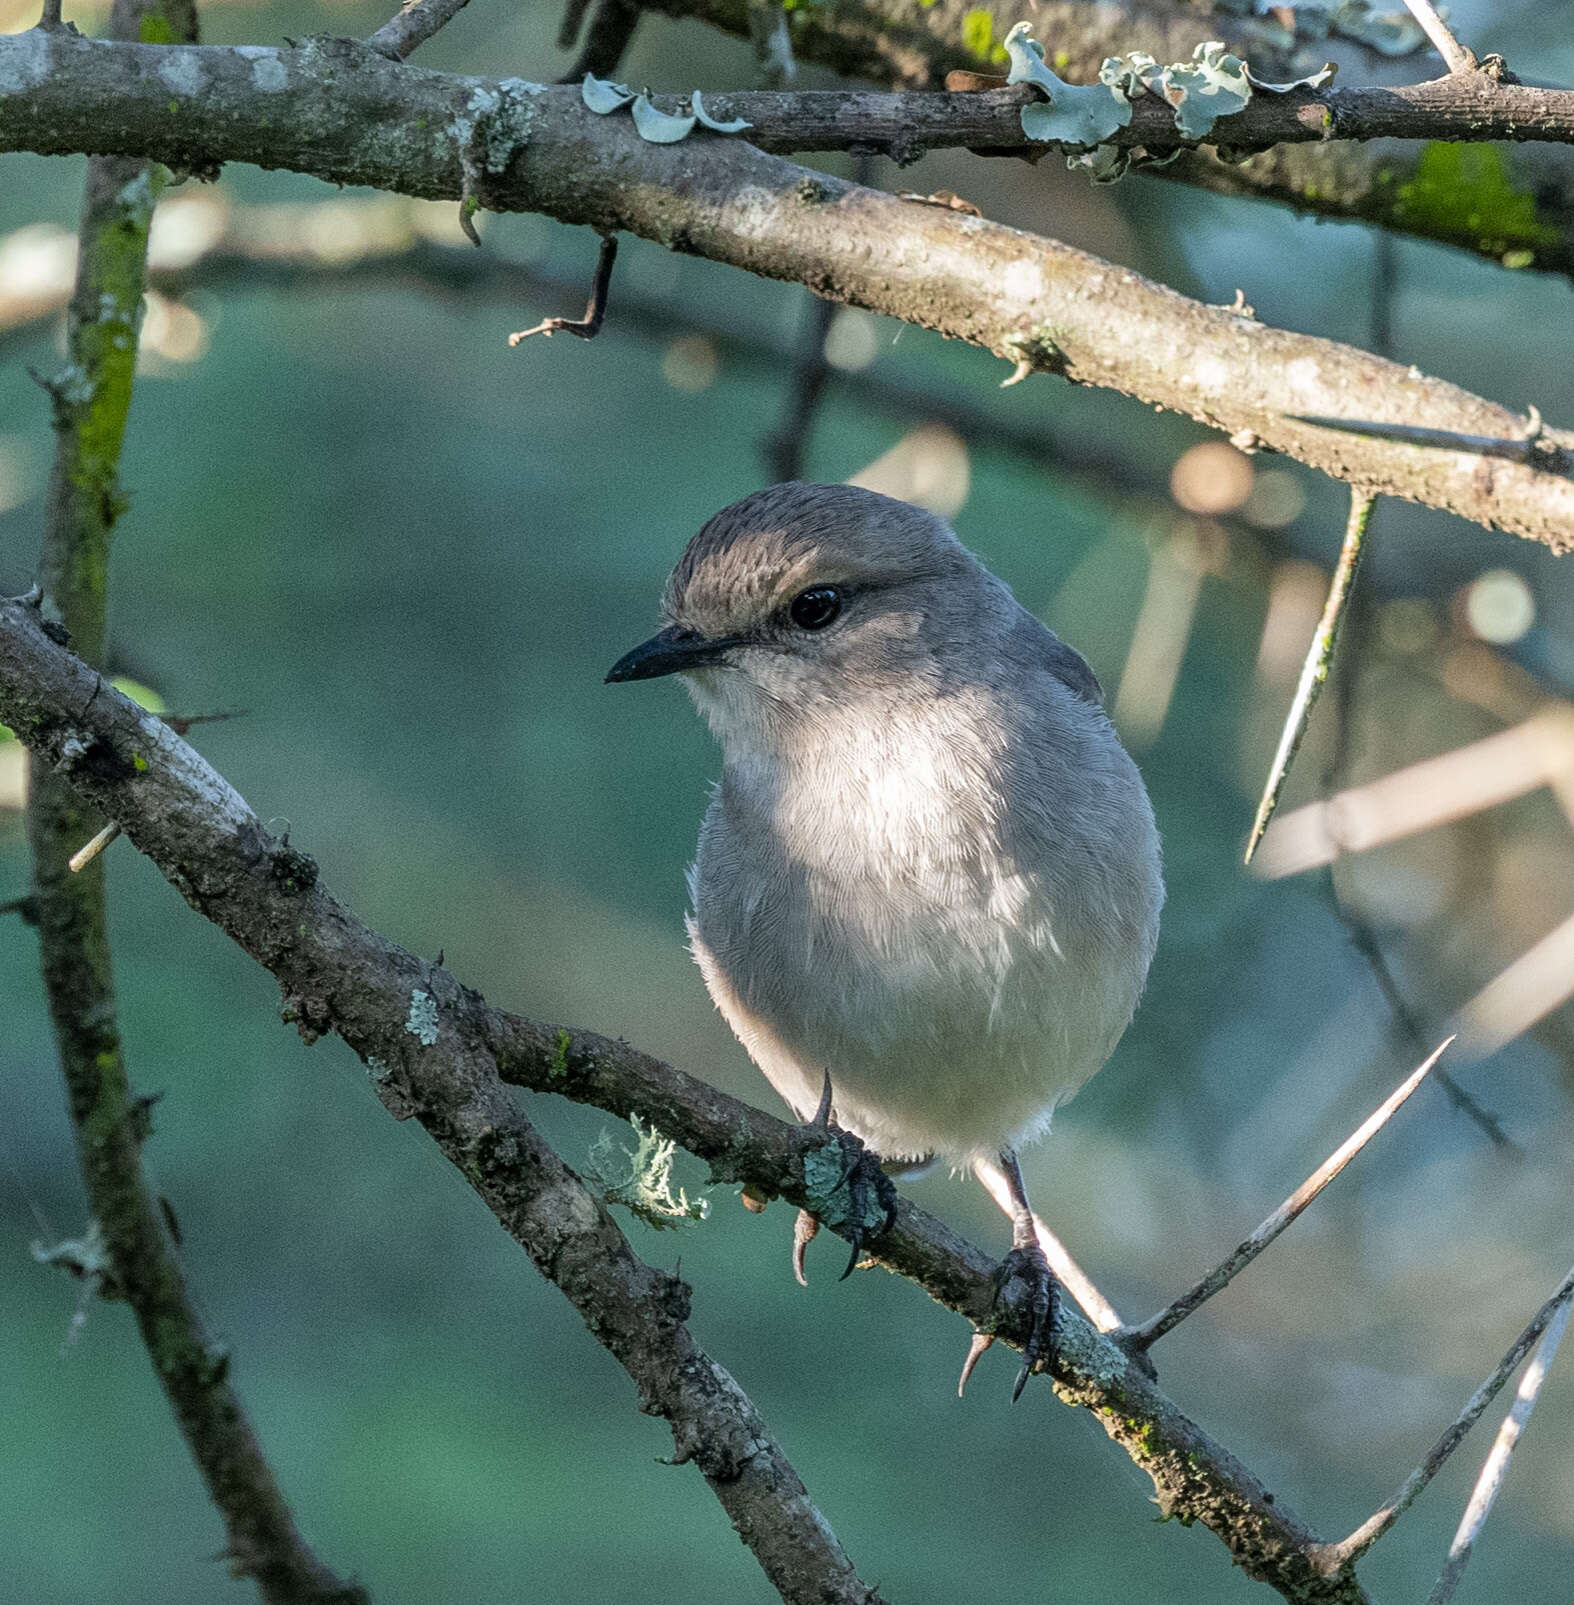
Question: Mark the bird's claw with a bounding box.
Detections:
[830,1126,899,1280]
[792,1073,898,1284]
[792,1208,819,1287]
[991,1242,1059,1402]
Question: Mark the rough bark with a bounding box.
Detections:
[648,0,1574,280]
[1,33,1571,550]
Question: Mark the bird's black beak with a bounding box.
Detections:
[604,626,742,684]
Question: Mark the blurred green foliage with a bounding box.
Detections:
[2,3,1573,1604]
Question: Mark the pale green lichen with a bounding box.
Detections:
[585,1117,710,1229]
[1005,24,1131,147]
[580,74,752,141]
[404,989,439,1045]
[1005,20,1334,184]
[801,1141,891,1230]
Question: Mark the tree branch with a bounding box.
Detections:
[1400,0,1477,78]
[646,0,1574,281]
[2,35,1573,550]
[364,0,474,61]
[4,609,886,1605]
[1317,1262,1574,1571]
[0,594,1373,1605]
[22,3,365,1602]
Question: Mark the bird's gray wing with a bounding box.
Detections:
[1039,629,1105,706]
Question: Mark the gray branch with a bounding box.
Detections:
[22,0,365,1598]
[646,0,1574,281]
[2,600,881,1605]
[2,32,1572,551]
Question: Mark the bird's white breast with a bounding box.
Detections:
[687,684,1159,1166]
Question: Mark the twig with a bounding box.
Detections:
[1308,489,1510,1151]
[762,292,834,479]
[557,0,593,49]
[1121,1038,1452,1353]
[0,601,1375,1604]
[1424,1297,1571,1605]
[24,2,365,1598]
[1245,490,1375,865]
[68,818,120,872]
[38,0,63,26]
[1318,1262,1574,1571]
[1400,0,1478,75]
[508,233,618,344]
[747,0,796,87]
[1312,573,1513,1151]
[1290,411,1550,467]
[558,0,643,84]
[365,0,474,61]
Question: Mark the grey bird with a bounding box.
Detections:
[606,483,1163,1396]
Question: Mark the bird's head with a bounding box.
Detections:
[605,482,1000,750]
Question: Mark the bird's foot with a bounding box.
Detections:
[792,1073,899,1284]
[992,1241,1060,1403]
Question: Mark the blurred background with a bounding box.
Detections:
[3,0,1573,1600]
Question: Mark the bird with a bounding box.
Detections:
[605,482,1163,1396]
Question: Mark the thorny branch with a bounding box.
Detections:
[5,593,1570,1603]
[22,2,365,1601]
[0,594,1375,1604]
[3,603,885,1605]
[3,35,1574,550]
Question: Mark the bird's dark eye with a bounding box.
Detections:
[789,586,841,631]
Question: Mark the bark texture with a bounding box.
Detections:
[0,33,1571,548]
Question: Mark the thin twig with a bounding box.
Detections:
[508,233,618,344]
[762,290,836,481]
[747,0,796,87]
[558,0,643,84]
[365,0,473,61]
[38,0,64,26]
[1424,1297,1571,1605]
[1400,0,1478,75]
[24,1,365,1597]
[1319,1262,1574,1570]
[68,819,120,872]
[1246,490,1375,865]
[556,0,593,50]
[1121,1038,1452,1353]
[1330,901,1515,1148]
[1311,460,1513,1151]
[1290,412,1549,466]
